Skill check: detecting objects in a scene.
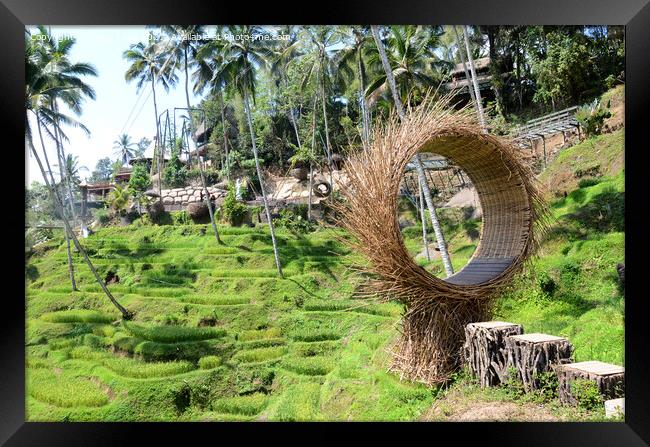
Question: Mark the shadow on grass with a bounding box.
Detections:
[26,264,40,281]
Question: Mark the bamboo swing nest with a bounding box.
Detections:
[335,94,549,384]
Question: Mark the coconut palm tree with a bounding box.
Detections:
[26,29,131,318]
[155,25,223,244]
[269,26,303,148]
[123,38,178,200]
[35,26,97,227]
[113,133,138,165]
[29,27,100,290]
[334,26,372,144]
[57,153,87,187]
[193,35,232,181]
[370,25,454,277]
[366,26,449,110]
[215,25,283,277]
[459,26,486,130]
[299,26,341,197]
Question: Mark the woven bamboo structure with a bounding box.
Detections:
[336,96,549,385]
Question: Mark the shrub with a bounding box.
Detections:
[95,209,112,226]
[163,153,188,188]
[221,186,248,226]
[107,185,131,217]
[275,207,314,233]
[578,177,602,188]
[575,99,612,137]
[538,271,557,296]
[169,211,191,225]
[129,161,151,193]
[187,167,219,185]
[571,379,604,410]
[533,371,559,402]
[198,355,221,369]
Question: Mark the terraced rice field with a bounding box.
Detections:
[25,224,439,421]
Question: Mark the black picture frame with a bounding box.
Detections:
[4,0,649,444]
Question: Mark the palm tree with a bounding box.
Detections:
[269,26,303,149]
[123,38,178,200]
[370,25,454,277]
[113,133,138,165]
[29,27,99,290]
[193,35,231,181]
[215,25,283,277]
[447,25,481,125]
[366,26,449,110]
[35,27,97,229]
[334,26,372,144]
[459,26,486,130]
[155,25,223,244]
[57,153,87,187]
[270,26,321,218]
[26,29,131,318]
[299,26,340,197]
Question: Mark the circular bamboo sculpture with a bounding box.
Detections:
[336,97,548,385]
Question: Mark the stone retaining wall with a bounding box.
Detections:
[160,186,227,207]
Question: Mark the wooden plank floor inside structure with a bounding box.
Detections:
[444,257,515,285]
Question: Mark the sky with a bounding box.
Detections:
[26,26,207,186]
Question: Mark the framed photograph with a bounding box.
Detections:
[5,0,649,443]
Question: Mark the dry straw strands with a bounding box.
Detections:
[335,94,549,385]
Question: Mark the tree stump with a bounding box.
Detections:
[505,333,573,392]
[463,321,523,387]
[554,361,625,406]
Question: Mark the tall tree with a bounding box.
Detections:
[216,25,283,277]
[370,25,454,277]
[29,26,98,290]
[460,26,486,130]
[123,38,178,200]
[193,34,232,181]
[113,133,138,165]
[334,26,372,145]
[157,25,222,244]
[300,26,340,196]
[26,29,131,318]
[366,26,449,111]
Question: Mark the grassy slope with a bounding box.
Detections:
[497,131,624,365]
[25,127,623,422]
[26,224,437,421]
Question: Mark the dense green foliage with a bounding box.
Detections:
[219,186,248,226]
[129,162,152,193]
[162,152,187,188]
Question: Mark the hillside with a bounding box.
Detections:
[25,121,624,421]
[26,225,438,421]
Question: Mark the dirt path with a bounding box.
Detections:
[421,388,563,422]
